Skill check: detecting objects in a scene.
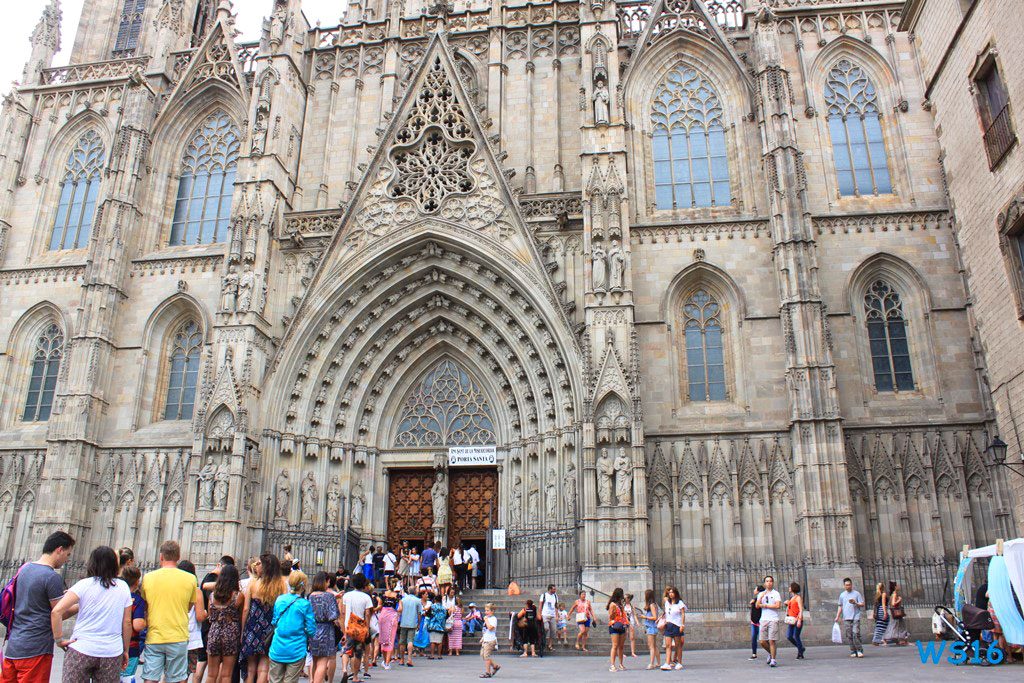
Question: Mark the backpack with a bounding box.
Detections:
[0,564,26,639]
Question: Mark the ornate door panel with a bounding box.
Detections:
[387,469,435,550]
[448,468,497,545]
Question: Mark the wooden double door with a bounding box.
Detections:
[387,467,497,551]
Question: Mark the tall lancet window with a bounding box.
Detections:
[169,112,240,246]
[23,323,64,422]
[164,320,202,420]
[50,131,104,251]
[864,280,914,392]
[651,65,731,209]
[824,59,892,196]
[683,289,727,401]
[394,359,497,446]
[113,0,147,56]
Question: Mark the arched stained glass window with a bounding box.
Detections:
[651,65,731,210]
[50,131,104,251]
[394,359,497,447]
[114,0,147,56]
[169,112,240,246]
[864,280,914,392]
[683,289,727,401]
[824,59,892,196]
[23,323,64,422]
[164,320,202,420]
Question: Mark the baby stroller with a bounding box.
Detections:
[933,604,997,665]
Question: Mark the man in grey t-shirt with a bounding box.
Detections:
[2,531,75,682]
[834,577,865,657]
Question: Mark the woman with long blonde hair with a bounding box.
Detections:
[239,553,288,683]
[870,581,889,645]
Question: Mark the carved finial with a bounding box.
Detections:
[216,0,234,22]
[31,0,62,52]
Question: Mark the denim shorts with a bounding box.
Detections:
[664,622,682,638]
[645,622,659,636]
[141,641,189,683]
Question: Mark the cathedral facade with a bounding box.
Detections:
[0,0,1017,596]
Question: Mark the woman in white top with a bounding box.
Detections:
[51,546,133,683]
[661,586,686,671]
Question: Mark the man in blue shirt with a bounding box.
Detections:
[397,589,423,666]
[420,543,438,576]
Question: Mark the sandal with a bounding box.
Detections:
[479,675,492,679]
[492,665,501,676]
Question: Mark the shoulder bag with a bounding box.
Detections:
[263,595,300,651]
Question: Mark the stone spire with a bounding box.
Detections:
[22,0,61,85]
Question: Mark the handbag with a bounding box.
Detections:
[891,604,906,620]
[784,615,798,625]
[656,616,666,630]
[345,612,369,644]
[413,618,430,649]
[263,595,300,651]
[575,612,587,624]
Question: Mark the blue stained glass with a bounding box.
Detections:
[683,290,727,402]
[170,113,240,245]
[164,320,202,420]
[50,131,104,250]
[23,323,63,422]
[864,280,915,392]
[651,65,731,209]
[825,60,892,196]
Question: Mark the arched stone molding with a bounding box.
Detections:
[808,37,913,209]
[622,31,760,224]
[0,302,70,430]
[131,293,211,432]
[145,84,247,251]
[845,253,941,406]
[661,261,750,415]
[452,50,485,109]
[29,111,113,257]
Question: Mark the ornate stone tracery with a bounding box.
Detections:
[394,359,497,447]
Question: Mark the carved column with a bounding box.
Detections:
[751,7,858,601]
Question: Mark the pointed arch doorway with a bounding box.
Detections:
[384,358,499,582]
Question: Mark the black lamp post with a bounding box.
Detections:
[986,435,1024,479]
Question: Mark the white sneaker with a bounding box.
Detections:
[674,663,683,670]
[660,665,672,671]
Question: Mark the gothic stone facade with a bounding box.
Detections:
[0,0,1016,593]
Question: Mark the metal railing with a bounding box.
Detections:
[862,557,966,608]
[497,523,582,590]
[983,104,1016,168]
[652,561,810,612]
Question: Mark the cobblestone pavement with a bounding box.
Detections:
[47,643,1024,682]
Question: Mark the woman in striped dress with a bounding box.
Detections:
[871,582,889,645]
[448,596,464,655]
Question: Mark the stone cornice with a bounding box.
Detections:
[0,264,85,285]
[632,219,770,244]
[128,254,223,277]
[812,210,949,235]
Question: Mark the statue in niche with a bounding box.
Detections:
[220,271,238,312]
[614,447,633,507]
[509,475,523,528]
[326,475,342,526]
[300,472,318,523]
[597,448,615,506]
[527,473,540,521]
[351,480,366,528]
[593,73,610,125]
[238,267,256,311]
[197,457,216,509]
[274,469,290,519]
[564,461,578,517]
[592,245,607,293]
[213,458,230,510]
[545,468,558,520]
[431,470,447,530]
[608,240,625,291]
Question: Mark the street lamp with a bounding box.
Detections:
[986,435,1024,479]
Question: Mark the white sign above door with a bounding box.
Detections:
[448,445,497,466]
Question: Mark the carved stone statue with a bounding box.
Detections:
[326,475,342,526]
[221,271,238,312]
[351,480,365,529]
[597,448,615,506]
[527,473,540,520]
[593,75,610,125]
[608,240,625,291]
[198,457,216,509]
[509,475,523,528]
[430,470,447,530]
[564,461,578,517]
[238,267,256,311]
[275,469,290,519]
[545,467,558,520]
[213,459,229,510]
[592,245,607,293]
[614,447,633,507]
[300,472,317,523]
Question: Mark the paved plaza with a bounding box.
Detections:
[46,644,1022,682]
